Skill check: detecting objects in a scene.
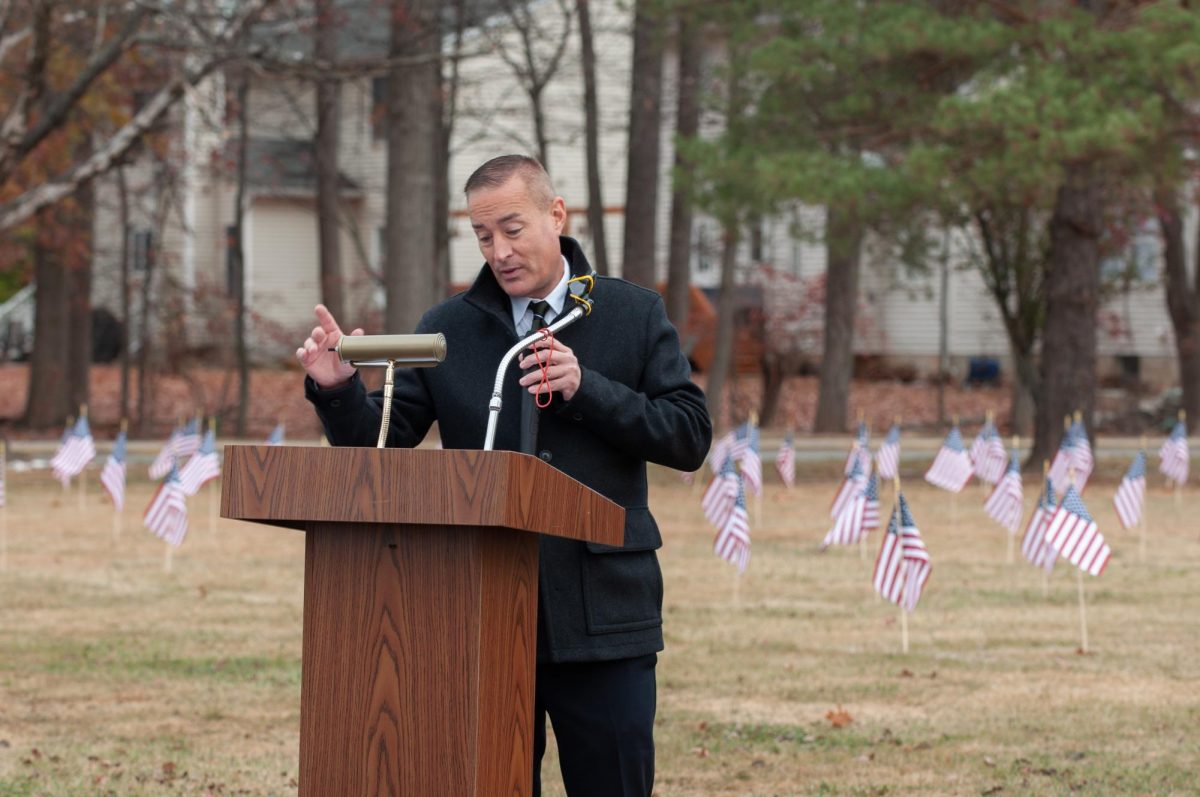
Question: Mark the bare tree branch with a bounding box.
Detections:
[0,0,277,232]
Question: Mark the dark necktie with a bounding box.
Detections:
[519,300,552,454]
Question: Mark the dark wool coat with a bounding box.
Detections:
[306,237,712,663]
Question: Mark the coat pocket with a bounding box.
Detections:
[580,548,664,635]
[585,506,662,554]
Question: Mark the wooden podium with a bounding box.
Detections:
[221,445,624,796]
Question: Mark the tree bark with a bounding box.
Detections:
[1032,173,1102,465]
[232,70,251,437]
[65,182,93,416]
[813,206,863,433]
[1010,349,1036,437]
[385,0,440,333]
[1157,186,1200,433]
[117,165,131,422]
[620,0,663,288]
[25,206,71,428]
[576,0,608,275]
[314,0,344,320]
[665,10,700,327]
[760,353,785,427]
[706,223,740,430]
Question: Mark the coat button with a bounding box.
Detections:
[330,399,341,407]
[539,450,553,463]
[572,412,583,421]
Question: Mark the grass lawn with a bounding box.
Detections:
[1,464,1197,796]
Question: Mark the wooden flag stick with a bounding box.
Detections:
[900,607,910,654]
[1076,568,1089,654]
[1139,434,1147,563]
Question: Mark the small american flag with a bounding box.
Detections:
[179,427,221,497]
[733,422,763,497]
[844,421,870,476]
[702,457,740,530]
[1158,420,1189,486]
[983,452,1024,533]
[1113,450,1146,530]
[173,417,202,459]
[822,473,880,548]
[266,423,285,445]
[1047,427,1075,490]
[100,431,128,511]
[925,426,973,493]
[1044,485,1111,577]
[708,430,737,474]
[713,473,751,572]
[144,463,189,547]
[149,427,180,480]
[50,415,97,485]
[1021,477,1058,572]
[830,454,868,519]
[872,494,931,612]
[1069,418,1094,491]
[776,432,795,488]
[875,424,901,481]
[971,422,1008,485]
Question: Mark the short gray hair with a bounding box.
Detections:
[464,154,556,208]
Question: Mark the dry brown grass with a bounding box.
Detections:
[2,465,1199,796]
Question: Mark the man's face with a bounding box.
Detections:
[467,174,567,299]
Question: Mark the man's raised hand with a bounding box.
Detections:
[296,304,363,389]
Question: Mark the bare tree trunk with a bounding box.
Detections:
[66,182,93,415]
[135,228,155,434]
[1158,187,1200,433]
[25,206,71,428]
[1032,174,1102,464]
[813,206,863,433]
[620,0,663,288]
[706,224,739,431]
[665,10,700,327]
[314,0,344,319]
[385,0,440,333]
[576,0,608,275]
[232,70,251,437]
[1010,350,1036,436]
[760,354,785,427]
[117,165,131,421]
[937,236,949,426]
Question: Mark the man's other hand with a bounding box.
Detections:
[297,304,363,389]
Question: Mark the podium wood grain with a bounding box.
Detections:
[220,446,623,797]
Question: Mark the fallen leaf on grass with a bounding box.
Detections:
[825,706,853,728]
[899,668,914,678]
[983,756,996,767]
[691,746,709,758]
[981,787,1003,795]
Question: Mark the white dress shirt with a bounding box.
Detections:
[511,256,571,336]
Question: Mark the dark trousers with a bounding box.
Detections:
[532,653,657,797]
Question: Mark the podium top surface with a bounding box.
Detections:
[221,445,625,545]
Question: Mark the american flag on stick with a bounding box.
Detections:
[971,421,1008,485]
[844,421,870,476]
[984,452,1024,533]
[1047,420,1075,490]
[1113,450,1146,530]
[776,432,795,488]
[100,431,128,511]
[1068,416,1094,491]
[708,429,737,475]
[733,421,762,497]
[713,473,751,572]
[149,427,180,480]
[1021,476,1058,572]
[823,473,880,548]
[145,464,189,547]
[1044,485,1111,577]
[873,494,931,612]
[830,454,868,519]
[265,423,285,445]
[51,415,97,485]
[173,417,202,459]
[1158,419,1189,486]
[875,424,901,482]
[179,427,221,497]
[702,457,739,530]
[925,426,972,493]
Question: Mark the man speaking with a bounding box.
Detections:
[297,154,711,795]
